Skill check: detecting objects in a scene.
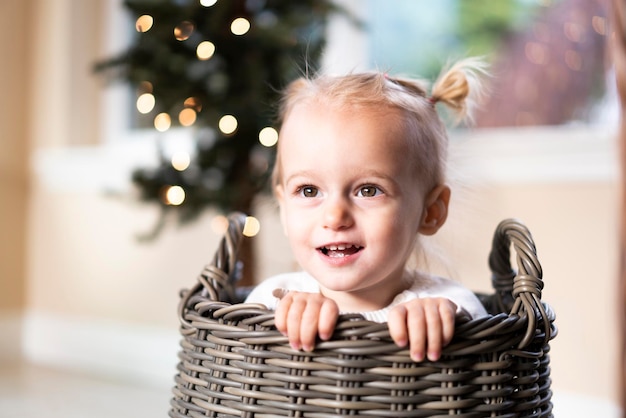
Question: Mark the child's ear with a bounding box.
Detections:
[275,185,288,236]
[418,184,451,236]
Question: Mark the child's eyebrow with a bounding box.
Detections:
[284,169,400,188]
[283,170,318,184]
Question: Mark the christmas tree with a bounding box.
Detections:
[95,0,348,285]
[95,0,346,232]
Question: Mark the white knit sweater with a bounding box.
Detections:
[244,271,487,322]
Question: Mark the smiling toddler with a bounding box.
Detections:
[245,58,489,362]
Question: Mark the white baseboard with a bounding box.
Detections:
[21,311,180,388]
[552,390,621,418]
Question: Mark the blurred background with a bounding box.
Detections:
[0,0,618,416]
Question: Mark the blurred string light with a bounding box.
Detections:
[139,81,153,93]
[591,16,607,35]
[196,41,216,60]
[136,93,155,114]
[563,22,584,43]
[210,215,260,237]
[163,185,186,205]
[136,15,153,32]
[174,21,194,41]
[243,216,261,237]
[505,2,608,127]
[524,42,548,65]
[258,127,278,147]
[522,12,609,75]
[179,108,197,126]
[184,97,202,112]
[154,113,171,132]
[219,114,238,134]
[231,17,250,35]
[200,0,218,7]
[171,152,191,171]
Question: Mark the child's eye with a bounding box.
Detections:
[357,185,382,197]
[298,186,319,198]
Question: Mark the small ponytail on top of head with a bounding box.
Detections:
[430,57,489,124]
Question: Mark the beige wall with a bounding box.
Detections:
[0,0,32,315]
[442,181,619,401]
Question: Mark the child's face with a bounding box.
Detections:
[275,102,435,311]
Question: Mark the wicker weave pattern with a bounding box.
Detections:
[170,214,556,417]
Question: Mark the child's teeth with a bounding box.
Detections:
[327,245,352,251]
[324,244,360,252]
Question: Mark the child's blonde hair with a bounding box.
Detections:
[272,57,488,193]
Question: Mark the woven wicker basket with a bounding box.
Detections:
[170,213,556,417]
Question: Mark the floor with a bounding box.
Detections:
[0,362,171,418]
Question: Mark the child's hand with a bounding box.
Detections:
[387,297,457,362]
[273,290,339,352]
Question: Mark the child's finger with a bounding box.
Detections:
[440,301,457,346]
[405,306,427,362]
[317,299,339,341]
[273,293,292,335]
[424,301,443,361]
[299,300,324,351]
[285,296,309,350]
[388,305,409,348]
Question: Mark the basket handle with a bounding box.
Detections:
[179,212,247,323]
[488,218,552,348]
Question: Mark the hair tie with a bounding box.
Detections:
[428,96,438,107]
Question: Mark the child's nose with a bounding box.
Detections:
[322,197,353,230]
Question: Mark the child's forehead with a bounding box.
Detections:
[286,99,403,123]
[279,104,407,149]
[280,103,413,160]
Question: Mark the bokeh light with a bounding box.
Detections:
[200,0,218,7]
[218,115,238,135]
[591,16,607,35]
[174,21,195,41]
[135,15,153,32]
[163,185,185,205]
[525,42,548,65]
[184,97,202,112]
[136,93,155,114]
[154,113,171,132]
[231,17,251,35]
[179,108,197,126]
[258,127,278,147]
[243,216,261,237]
[171,152,191,171]
[196,41,216,60]
[138,81,153,94]
[563,22,584,43]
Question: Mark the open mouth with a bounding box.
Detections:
[319,244,363,258]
